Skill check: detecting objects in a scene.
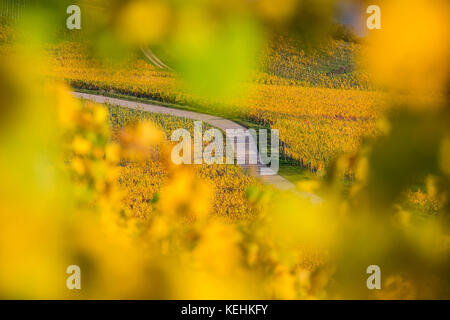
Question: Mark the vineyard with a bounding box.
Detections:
[52,91,326,298]
[0,0,28,21]
[105,103,260,221]
[0,0,449,301]
[256,33,374,90]
[27,33,438,215]
[35,39,386,175]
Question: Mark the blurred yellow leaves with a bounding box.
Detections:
[173,5,214,51]
[256,0,300,22]
[0,210,66,298]
[297,179,320,193]
[268,265,297,299]
[119,120,164,160]
[364,0,450,96]
[439,137,450,177]
[193,221,241,275]
[159,168,212,220]
[116,0,171,45]
[105,143,121,163]
[376,275,417,300]
[72,136,92,155]
[2,0,450,300]
[56,84,80,129]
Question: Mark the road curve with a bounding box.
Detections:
[73,91,322,204]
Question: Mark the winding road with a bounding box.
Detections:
[73,92,322,204]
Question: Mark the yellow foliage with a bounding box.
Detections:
[116,0,171,45]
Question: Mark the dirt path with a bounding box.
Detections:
[73,92,322,204]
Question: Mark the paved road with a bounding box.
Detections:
[73,92,322,204]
